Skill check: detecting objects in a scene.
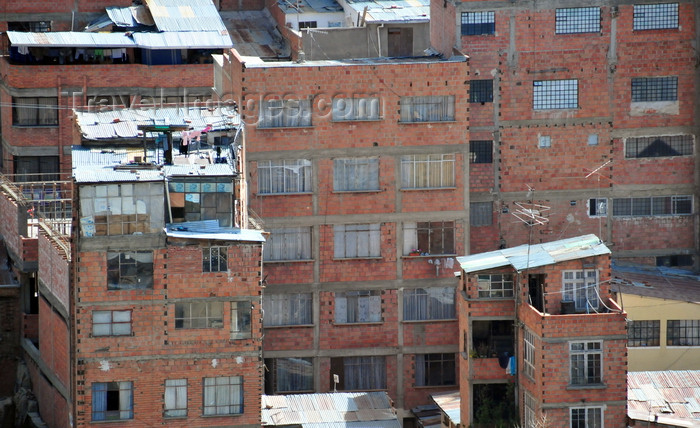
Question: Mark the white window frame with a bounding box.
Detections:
[203,246,227,272]
[569,341,603,386]
[92,310,132,337]
[461,11,495,35]
[538,135,551,148]
[203,376,243,415]
[533,79,578,110]
[333,157,380,191]
[331,97,381,121]
[263,293,313,326]
[524,329,535,379]
[400,154,455,189]
[570,406,604,428]
[555,7,601,34]
[588,198,607,217]
[264,227,312,261]
[259,98,312,128]
[335,290,382,324]
[477,274,514,298]
[633,3,678,31]
[174,302,224,329]
[333,223,381,259]
[403,221,455,256]
[612,195,692,217]
[524,392,536,428]
[562,270,599,312]
[231,300,252,339]
[164,379,188,418]
[403,287,456,321]
[257,159,312,194]
[399,96,455,122]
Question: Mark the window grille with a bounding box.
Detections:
[625,135,692,158]
[538,135,551,148]
[631,77,677,102]
[469,80,493,103]
[613,195,692,216]
[628,320,660,346]
[470,202,493,226]
[556,7,601,34]
[461,12,495,35]
[470,141,493,163]
[633,3,679,30]
[667,320,700,346]
[533,80,578,110]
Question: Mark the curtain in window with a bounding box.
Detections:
[92,383,108,421]
[119,382,132,419]
[14,98,36,125]
[164,379,187,417]
[260,100,311,127]
[263,293,312,326]
[38,97,58,125]
[414,354,426,386]
[333,158,379,191]
[276,358,313,392]
[333,224,381,258]
[204,377,241,415]
[400,96,454,122]
[404,287,455,320]
[344,356,385,390]
[265,227,312,261]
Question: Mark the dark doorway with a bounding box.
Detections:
[528,274,545,312]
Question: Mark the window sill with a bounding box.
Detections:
[263,324,314,329]
[533,107,580,112]
[332,189,382,194]
[90,419,133,424]
[402,318,457,324]
[230,333,252,340]
[256,192,313,196]
[402,254,457,258]
[629,345,660,349]
[666,345,700,348]
[257,125,314,130]
[163,415,187,419]
[201,413,243,418]
[333,256,383,261]
[400,187,457,192]
[566,384,606,390]
[398,120,456,124]
[475,296,515,300]
[333,321,384,326]
[12,124,59,128]
[264,259,314,264]
[413,384,457,389]
[331,118,384,122]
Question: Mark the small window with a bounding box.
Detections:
[334,224,381,258]
[470,202,493,226]
[631,77,677,102]
[470,141,493,163]
[403,221,455,256]
[400,154,455,189]
[8,21,51,32]
[259,99,312,128]
[12,97,58,126]
[555,7,600,34]
[264,227,312,261]
[335,290,382,323]
[330,356,386,390]
[414,353,456,386]
[570,407,603,428]
[667,320,700,346]
[589,198,607,217]
[403,287,455,321]
[174,302,223,329]
[400,96,455,122]
[656,254,693,267]
[461,11,495,35]
[588,134,599,146]
[333,157,380,191]
[477,274,514,298]
[92,381,133,421]
[264,357,314,393]
[469,80,493,103]
[263,293,313,326]
[203,376,243,415]
[164,379,188,418]
[633,3,679,31]
[570,341,602,385]
[628,320,660,347]
[231,300,252,338]
[332,97,381,121]
[533,79,578,110]
[203,246,228,272]
[257,159,312,194]
[538,135,551,148]
[298,21,317,29]
[92,310,132,336]
[625,135,692,158]
[107,251,154,290]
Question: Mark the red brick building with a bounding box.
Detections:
[456,235,627,427]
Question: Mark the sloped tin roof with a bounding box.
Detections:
[144,0,229,32]
[628,371,700,426]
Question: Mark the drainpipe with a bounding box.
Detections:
[376,24,384,57]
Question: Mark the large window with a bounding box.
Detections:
[477,274,514,298]
[625,135,693,158]
[257,159,312,194]
[470,141,493,164]
[400,154,455,189]
[14,156,59,182]
[203,246,227,272]
[555,7,600,34]
[612,195,692,217]
[461,11,495,35]
[203,376,243,415]
[334,223,381,259]
[332,97,381,121]
[231,300,252,339]
[469,80,493,103]
[399,96,455,122]
[533,79,578,110]
[331,356,386,390]
[167,177,233,226]
[628,320,660,347]
[264,227,312,261]
[415,353,455,386]
[263,293,313,326]
[470,202,493,227]
[403,221,455,256]
[562,270,598,312]
[524,329,535,379]
[92,381,133,421]
[107,251,153,290]
[92,310,131,337]
[164,379,187,418]
[631,77,677,102]
[333,157,380,191]
[667,320,700,346]
[570,406,603,428]
[633,3,678,31]
[12,97,58,126]
[403,287,455,321]
[174,302,224,329]
[259,99,311,128]
[570,341,602,385]
[265,357,314,394]
[335,290,382,323]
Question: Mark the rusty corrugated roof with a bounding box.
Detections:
[628,370,700,427]
[612,264,700,304]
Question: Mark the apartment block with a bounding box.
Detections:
[456,235,628,427]
[431,0,698,267]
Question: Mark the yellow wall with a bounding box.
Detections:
[619,293,700,371]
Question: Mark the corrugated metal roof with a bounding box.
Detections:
[612,263,700,304]
[261,392,401,428]
[628,371,700,427]
[431,391,460,425]
[345,0,429,23]
[131,31,233,49]
[7,29,232,49]
[456,234,610,273]
[144,0,229,32]
[278,0,342,14]
[165,220,265,242]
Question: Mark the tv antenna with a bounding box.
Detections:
[511,185,550,226]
